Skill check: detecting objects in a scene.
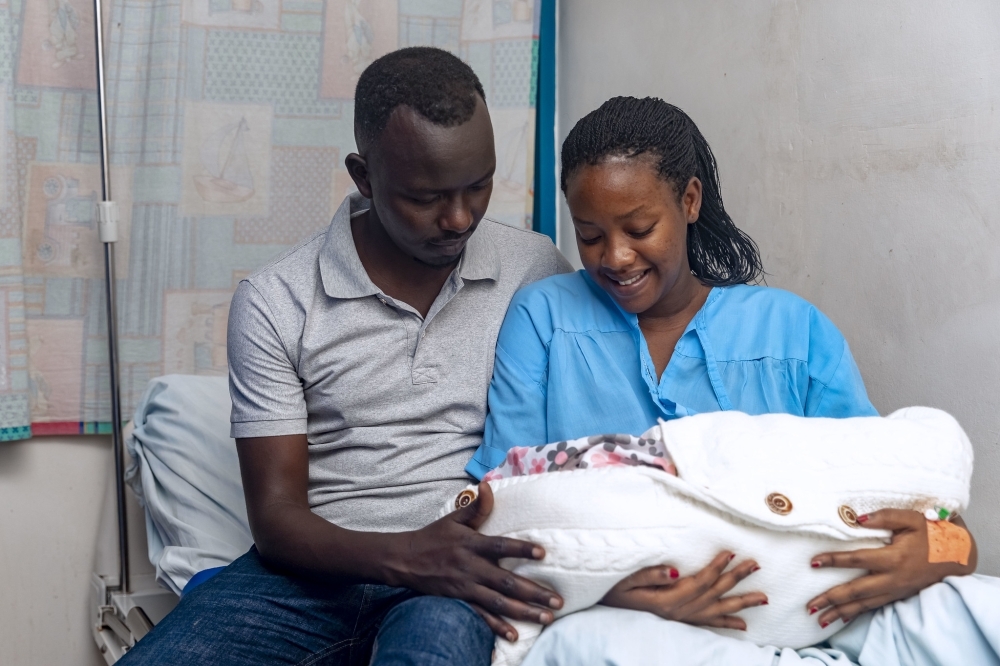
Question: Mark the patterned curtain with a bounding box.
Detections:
[0,0,542,439]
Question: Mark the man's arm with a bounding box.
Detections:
[237,433,563,640]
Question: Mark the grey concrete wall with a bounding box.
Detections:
[558,0,1000,574]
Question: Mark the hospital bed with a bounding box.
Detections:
[90,375,251,662]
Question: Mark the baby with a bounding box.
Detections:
[447,408,974,666]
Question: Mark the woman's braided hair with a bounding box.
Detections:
[561,96,763,286]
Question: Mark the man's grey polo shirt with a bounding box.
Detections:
[228,192,572,533]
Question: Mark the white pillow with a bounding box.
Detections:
[126,374,252,594]
[447,407,972,666]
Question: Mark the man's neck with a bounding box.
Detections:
[351,210,458,318]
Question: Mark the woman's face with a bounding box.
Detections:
[565,157,703,316]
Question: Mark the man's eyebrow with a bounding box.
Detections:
[407,167,496,194]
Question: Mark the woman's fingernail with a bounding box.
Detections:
[821,621,830,629]
[751,565,761,573]
[759,600,768,606]
[809,607,819,615]
[857,514,869,524]
[811,561,822,568]
[729,553,736,561]
[843,618,852,624]
[669,568,679,579]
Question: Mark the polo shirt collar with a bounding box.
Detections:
[319,192,379,299]
[319,192,500,299]
[456,219,500,283]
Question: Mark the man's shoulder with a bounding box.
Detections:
[478,218,562,259]
[243,229,327,295]
[477,218,570,281]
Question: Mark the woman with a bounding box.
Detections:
[467,98,993,665]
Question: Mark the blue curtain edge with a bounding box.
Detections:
[532,0,557,242]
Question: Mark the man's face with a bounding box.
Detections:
[349,96,496,267]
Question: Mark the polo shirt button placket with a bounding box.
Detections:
[411,315,439,385]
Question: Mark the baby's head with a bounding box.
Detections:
[560,97,762,315]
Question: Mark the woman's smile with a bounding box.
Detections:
[603,268,652,299]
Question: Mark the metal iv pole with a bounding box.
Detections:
[91,0,129,596]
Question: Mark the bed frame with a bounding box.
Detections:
[90,423,177,663]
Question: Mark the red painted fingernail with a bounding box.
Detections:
[843,618,852,624]
[809,607,819,615]
[729,553,736,561]
[751,566,760,573]
[760,600,768,606]
[821,621,830,629]
[669,568,679,579]
[857,514,869,524]
[811,561,822,568]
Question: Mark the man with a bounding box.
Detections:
[119,47,571,665]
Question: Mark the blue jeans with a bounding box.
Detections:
[118,547,493,666]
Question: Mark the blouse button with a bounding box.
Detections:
[838,505,859,527]
[455,489,478,510]
[766,492,793,515]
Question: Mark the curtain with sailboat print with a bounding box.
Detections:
[0,0,543,438]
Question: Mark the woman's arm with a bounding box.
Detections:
[466,290,553,479]
[806,510,977,627]
[804,307,879,418]
[800,307,978,622]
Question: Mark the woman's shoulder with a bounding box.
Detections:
[709,284,830,322]
[711,283,814,309]
[705,284,845,361]
[505,270,627,337]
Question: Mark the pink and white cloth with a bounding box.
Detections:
[482,433,677,482]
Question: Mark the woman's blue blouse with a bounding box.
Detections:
[467,271,877,479]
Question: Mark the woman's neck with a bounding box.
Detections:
[637,275,711,378]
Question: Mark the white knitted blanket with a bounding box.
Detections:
[444,408,973,666]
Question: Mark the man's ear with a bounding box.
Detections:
[345,153,373,199]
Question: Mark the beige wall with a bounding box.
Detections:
[557,0,1000,575]
[0,436,109,666]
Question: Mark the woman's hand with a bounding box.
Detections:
[600,551,766,630]
[806,510,978,627]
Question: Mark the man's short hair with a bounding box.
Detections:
[354,47,487,151]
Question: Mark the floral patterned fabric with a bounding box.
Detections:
[0,0,543,439]
[482,432,677,482]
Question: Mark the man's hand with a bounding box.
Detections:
[600,551,766,630]
[238,437,562,641]
[806,510,977,627]
[384,483,564,641]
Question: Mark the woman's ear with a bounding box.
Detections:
[683,177,702,224]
